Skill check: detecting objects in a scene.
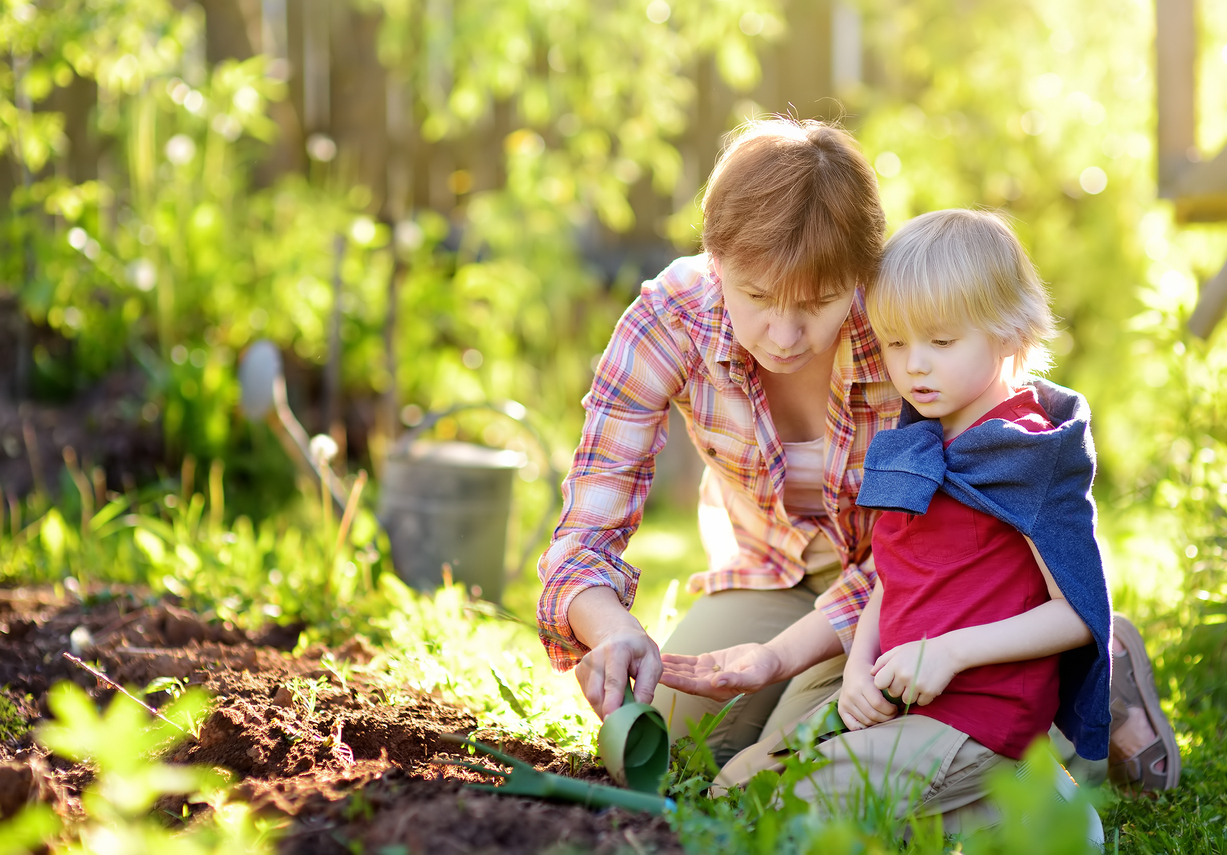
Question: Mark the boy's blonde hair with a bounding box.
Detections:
[867,209,1056,376]
[702,116,884,307]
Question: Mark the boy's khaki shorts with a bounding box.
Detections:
[717,703,1014,833]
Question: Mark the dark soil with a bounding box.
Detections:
[0,586,683,854]
[0,373,165,502]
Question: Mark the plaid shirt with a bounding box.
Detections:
[537,254,900,670]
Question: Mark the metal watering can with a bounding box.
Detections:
[377,401,558,604]
[237,341,557,604]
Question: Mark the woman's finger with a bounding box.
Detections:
[600,647,631,718]
[631,651,663,705]
[660,652,699,670]
[576,656,607,717]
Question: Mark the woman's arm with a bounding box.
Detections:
[567,587,663,718]
[537,277,694,716]
[658,605,845,700]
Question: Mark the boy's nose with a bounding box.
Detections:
[907,348,930,374]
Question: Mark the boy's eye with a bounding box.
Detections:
[932,339,954,347]
[747,292,769,302]
[886,341,905,348]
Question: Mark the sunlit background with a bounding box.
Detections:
[2,0,1226,735]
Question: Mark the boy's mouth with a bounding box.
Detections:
[911,387,939,404]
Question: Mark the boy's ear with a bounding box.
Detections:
[711,255,724,280]
[996,335,1022,361]
[997,337,1025,378]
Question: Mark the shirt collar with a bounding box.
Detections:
[700,258,751,386]
[841,289,891,387]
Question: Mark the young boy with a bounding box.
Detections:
[713,209,1112,829]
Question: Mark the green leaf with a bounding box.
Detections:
[88,495,133,534]
[0,804,60,855]
[38,509,69,561]
[133,526,166,565]
[490,667,530,720]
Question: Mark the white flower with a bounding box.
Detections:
[309,434,339,463]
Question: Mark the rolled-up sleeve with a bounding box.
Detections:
[536,295,688,670]
[814,555,878,652]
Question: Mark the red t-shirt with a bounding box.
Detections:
[873,388,1060,759]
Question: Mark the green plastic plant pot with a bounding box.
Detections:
[597,686,670,793]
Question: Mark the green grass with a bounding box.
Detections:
[2,475,1224,854]
[1098,604,1227,855]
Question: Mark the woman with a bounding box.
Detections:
[536,116,897,765]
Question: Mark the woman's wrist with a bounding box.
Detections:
[567,585,644,650]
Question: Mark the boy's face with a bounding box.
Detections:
[716,259,855,375]
[880,324,1014,439]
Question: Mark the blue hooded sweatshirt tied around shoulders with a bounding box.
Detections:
[855,379,1113,761]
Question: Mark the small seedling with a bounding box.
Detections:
[286,676,328,721]
[143,676,190,701]
[0,691,30,742]
[319,651,351,693]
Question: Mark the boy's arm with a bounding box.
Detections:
[871,537,1092,706]
[838,583,899,729]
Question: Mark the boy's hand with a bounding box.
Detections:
[870,637,959,707]
[659,643,782,701]
[838,660,900,730]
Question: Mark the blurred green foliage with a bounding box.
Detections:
[0,680,278,855]
[0,0,779,512]
[834,0,1227,680]
[2,0,1227,814]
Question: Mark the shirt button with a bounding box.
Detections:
[706,447,717,457]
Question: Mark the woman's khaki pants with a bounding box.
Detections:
[650,571,845,768]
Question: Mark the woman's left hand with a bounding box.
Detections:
[659,643,783,701]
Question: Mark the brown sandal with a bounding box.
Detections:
[1108,614,1181,791]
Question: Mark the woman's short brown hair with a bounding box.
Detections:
[701,117,885,307]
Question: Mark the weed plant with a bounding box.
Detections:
[2,461,1224,853]
[0,681,278,855]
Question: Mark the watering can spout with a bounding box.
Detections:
[238,339,348,513]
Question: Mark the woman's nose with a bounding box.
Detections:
[768,314,804,349]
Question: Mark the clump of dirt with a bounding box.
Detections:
[0,587,682,853]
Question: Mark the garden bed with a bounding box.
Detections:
[0,586,682,854]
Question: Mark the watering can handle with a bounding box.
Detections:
[395,400,561,579]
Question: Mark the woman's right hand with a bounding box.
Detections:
[575,627,663,720]
[659,643,783,701]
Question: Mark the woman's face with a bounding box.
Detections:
[716,258,855,374]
